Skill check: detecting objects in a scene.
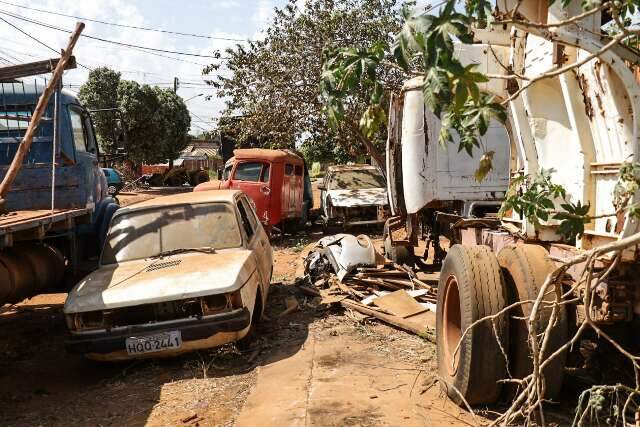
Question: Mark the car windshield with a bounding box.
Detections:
[101,202,242,264]
[329,169,385,190]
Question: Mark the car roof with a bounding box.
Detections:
[233,148,302,163]
[118,190,242,214]
[327,164,380,172]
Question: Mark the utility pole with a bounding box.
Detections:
[170,76,180,170]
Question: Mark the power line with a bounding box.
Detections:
[0,0,249,42]
[0,9,224,59]
[0,15,92,70]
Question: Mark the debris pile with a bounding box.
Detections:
[300,234,437,338]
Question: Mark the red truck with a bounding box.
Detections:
[195,148,312,233]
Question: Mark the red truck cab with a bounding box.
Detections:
[195,149,312,232]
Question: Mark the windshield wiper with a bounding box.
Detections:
[150,247,216,259]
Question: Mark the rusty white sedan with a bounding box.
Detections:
[64,190,273,361]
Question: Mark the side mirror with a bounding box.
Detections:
[217,170,223,180]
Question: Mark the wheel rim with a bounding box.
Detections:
[443,274,462,376]
[108,185,117,194]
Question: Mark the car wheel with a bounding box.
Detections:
[108,185,117,195]
[436,244,509,406]
[237,290,263,351]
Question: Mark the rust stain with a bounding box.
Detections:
[576,72,594,120]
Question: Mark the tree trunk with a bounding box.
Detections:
[349,121,385,168]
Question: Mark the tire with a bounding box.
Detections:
[497,244,567,400]
[237,289,263,351]
[383,235,414,266]
[107,185,117,196]
[436,244,509,406]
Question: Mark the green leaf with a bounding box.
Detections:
[474,150,495,182]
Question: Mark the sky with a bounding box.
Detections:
[0,0,296,134]
[0,0,432,135]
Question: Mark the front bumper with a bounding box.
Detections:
[65,307,250,355]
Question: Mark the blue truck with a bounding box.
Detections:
[0,60,119,307]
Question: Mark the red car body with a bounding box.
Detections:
[195,149,307,231]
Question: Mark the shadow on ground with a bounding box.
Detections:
[0,281,320,426]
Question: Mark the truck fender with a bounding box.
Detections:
[97,202,119,247]
[93,196,118,228]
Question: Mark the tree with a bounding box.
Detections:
[79,69,191,166]
[78,67,121,154]
[206,0,404,165]
[152,87,191,168]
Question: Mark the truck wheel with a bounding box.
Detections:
[497,244,567,399]
[383,235,414,266]
[436,244,509,406]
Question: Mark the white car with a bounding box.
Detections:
[64,190,273,361]
[319,164,389,229]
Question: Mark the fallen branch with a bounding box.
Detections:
[340,299,434,341]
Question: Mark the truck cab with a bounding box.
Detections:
[196,148,313,233]
[0,82,107,211]
[385,77,512,264]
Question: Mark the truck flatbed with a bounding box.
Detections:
[0,208,91,247]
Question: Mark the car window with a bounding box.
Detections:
[261,163,270,183]
[294,165,303,176]
[234,162,263,182]
[102,169,110,177]
[223,164,233,180]
[285,164,293,175]
[236,199,255,240]
[69,107,88,154]
[240,197,258,230]
[329,169,386,190]
[101,202,242,264]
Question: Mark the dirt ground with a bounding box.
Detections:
[0,213,486,427]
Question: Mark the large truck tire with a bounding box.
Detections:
[436,244,509,406]
[497,244,567,399]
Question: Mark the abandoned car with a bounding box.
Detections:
[319,164,388,229]
[63,190,273,360]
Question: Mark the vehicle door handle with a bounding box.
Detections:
[260,186,270,195]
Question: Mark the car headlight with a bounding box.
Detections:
[67,311,105,331]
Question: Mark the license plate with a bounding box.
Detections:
[125,331,182,355]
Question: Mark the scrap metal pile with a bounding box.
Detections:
[300,234,437,337]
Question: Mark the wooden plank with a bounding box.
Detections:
[0,57,77,81]
[372,290,427,318]
[0,208,89,235]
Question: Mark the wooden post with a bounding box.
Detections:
[0,22,85,206]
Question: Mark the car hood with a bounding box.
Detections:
[64,250,257,313]
[327,188,388,207]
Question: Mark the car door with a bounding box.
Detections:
[241,196,272,285]
[237,196,271,306]
[69,105,105,206]
[230,161,272,225]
